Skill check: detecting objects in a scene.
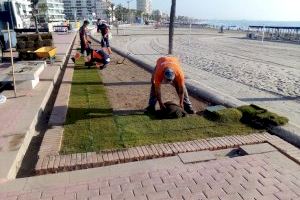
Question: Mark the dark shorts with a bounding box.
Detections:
[101,37,110,48]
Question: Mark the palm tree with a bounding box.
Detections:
[168,0,176,54]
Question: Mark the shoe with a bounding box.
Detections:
[145,106,156,114]
[71,57,75,63]
[85,62,94,67]
[100,64,107,70]
[184,106,196,114]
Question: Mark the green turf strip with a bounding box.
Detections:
[61,63,261,154]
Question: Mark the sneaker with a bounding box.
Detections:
[85,62,94,67]
[145,106,156,114]
[184,106,196,114]
[71,57,75,63]
[100,64,107,70]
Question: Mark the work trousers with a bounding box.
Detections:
[148,81,192,109]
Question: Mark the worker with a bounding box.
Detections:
[146,56,195,114]
[71,48,110,69]
[79,20,92,56]
[97,19,112,54]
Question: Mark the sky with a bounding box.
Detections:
[112,0,300,21]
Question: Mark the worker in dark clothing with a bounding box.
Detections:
[79,20,91,56]
[97,19,112,54]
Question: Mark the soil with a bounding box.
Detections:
[94,45,208,114]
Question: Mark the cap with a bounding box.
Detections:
[164,68,175,81]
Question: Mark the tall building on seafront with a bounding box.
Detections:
[136,0,152,14]
[63,0,111,21]
[0,0,31,28]
[37,0,65,23]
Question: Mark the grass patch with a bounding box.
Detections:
[115,114,257,148]
[60,59,262,154]
[61,59,121,154]
[238,104,288,127]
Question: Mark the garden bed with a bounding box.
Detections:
[60,51,261,154]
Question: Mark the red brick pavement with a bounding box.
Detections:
[35,133,300,176]
[1,151,300,200]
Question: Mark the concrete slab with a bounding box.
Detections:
[0,61,45,81]
[0,61,46,90]
[240,143,277,155]
[178,151,216,164]
[205,105,226,112]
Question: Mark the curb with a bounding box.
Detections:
[90,34,300,148]
[35,132,300,175]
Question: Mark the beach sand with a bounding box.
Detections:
[106,26,300,125]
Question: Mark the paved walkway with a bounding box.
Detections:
[0,31,77,180]
[1,149,300,200]
[109,26,300,128]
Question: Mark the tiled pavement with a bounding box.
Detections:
[1,149,300,200]
[35,132,300,175]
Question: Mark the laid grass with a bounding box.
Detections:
[60,60,262,154]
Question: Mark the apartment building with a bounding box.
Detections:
[136,0,152,14]
[37,0,65,23]
[0,0,31,28]
[63,0,111,21]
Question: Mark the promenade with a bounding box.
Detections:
[0,31,77,180]
[0,28,299,200]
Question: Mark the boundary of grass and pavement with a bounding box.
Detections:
[35,132,300,175]
[34,33,300,175]
[92,35,300,149]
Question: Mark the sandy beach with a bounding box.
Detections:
[107,26,300,126]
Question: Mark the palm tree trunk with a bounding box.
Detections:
[168,0,176,54]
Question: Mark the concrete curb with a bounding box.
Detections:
[90,34,300,148]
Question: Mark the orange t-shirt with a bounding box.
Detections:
[153,57,185,87]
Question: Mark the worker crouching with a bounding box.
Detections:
[72,48,110,70]
[146,56,195,114]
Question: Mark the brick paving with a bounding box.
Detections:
[35,132,300,175]
[1,148,300,200]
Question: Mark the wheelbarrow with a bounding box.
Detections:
[35,46,57,64]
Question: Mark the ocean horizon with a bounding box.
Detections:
[201,20,300,29]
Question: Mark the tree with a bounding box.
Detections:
[115,4,128,22]
[38,3,48,23]
[168,0,176,54]
[30,0,39,33]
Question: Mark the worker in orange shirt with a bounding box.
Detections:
[72,48,110,69]
[146,56,195,114]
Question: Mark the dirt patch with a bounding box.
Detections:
[99,52,208,113]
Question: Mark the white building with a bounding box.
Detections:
[136,0,152,14]
[0,0,31,28]
[37,0,65,23]
[63,0,111,21]
[95,0,111,21]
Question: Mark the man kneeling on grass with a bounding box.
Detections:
[146,56,195,114]
[72,48,110,70]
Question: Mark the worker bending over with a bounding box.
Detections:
[72,48,110,69]
[146,56,195,114]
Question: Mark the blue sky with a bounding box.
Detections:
[112,0,300,21]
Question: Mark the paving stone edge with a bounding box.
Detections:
[35,132,300,175]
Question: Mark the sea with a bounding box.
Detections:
[201,20,300,29]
